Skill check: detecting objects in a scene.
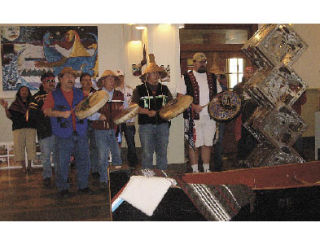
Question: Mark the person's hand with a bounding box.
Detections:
[61,110,71,119]
[119,105,124,111]
[0,99,8,109]
[99,114,107,120]
[192,104,203,114]
[147,110,157,117]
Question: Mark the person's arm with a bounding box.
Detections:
[42,92,71,119]
[0,99,12,119]
[177,75,201,113]
[131,87,156,117]
[43,108,71,118]
[87,112,102,121]
[138,107,157,117]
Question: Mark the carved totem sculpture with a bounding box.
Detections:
[241,24,308,167]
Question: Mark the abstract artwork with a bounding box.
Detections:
[1,26,98,91]
[241,24,308,167]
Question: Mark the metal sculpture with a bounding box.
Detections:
[241,24,308,167]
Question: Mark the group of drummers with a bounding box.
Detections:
[1,52,236,197]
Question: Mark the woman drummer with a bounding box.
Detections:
[131,54,173,171]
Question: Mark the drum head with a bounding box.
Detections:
[208,91,241,121]
[75,90,109,119]
[159,95,193,120]
[113,104,139,125]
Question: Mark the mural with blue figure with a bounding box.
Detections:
[38,32,98,77]
[36,31,98,77]
[43,32,64,63]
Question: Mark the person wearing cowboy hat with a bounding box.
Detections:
[131,54,173,171]
[42,67,91,197]
[177,52,223,173]
[88,70,127,190]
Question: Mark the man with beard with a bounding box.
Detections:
[177,52,222,173]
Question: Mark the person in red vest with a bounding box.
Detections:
[177,52,223,173]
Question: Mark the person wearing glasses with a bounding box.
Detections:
[28,72,56,187]
[177,52,222,173]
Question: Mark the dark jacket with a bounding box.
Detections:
[29,85,53,140]
[8,95,37,131]
[135,82,172,125]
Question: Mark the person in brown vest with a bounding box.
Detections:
[177,52,222,173]
[88,70,126,190]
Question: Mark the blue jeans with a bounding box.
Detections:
[55,133,90,191]
[95,129,122,183]
[88,123,98,173]
[139,123,169,170]
[39,135,56,179]
[121,123,138,166]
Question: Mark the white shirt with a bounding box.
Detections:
[116,85,135,123]
[177,70,222,117]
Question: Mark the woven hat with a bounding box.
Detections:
[99,70,118,82]
[60,67,78,77]
[193,52,207,62]
[140,54,167,81]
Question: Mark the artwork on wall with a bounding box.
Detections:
[1,26,98,91]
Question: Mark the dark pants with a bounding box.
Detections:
[88,123,98,173]
[237,127,257,160]
[293,136,305,159]
[237,100,258,161]
[121,123,138,167]
[213,123,225,171]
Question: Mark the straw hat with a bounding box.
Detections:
[140,54,167,81]
[60,67,78,77]
[100,70,118,79]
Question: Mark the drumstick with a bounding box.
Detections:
[201,103,209,108]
